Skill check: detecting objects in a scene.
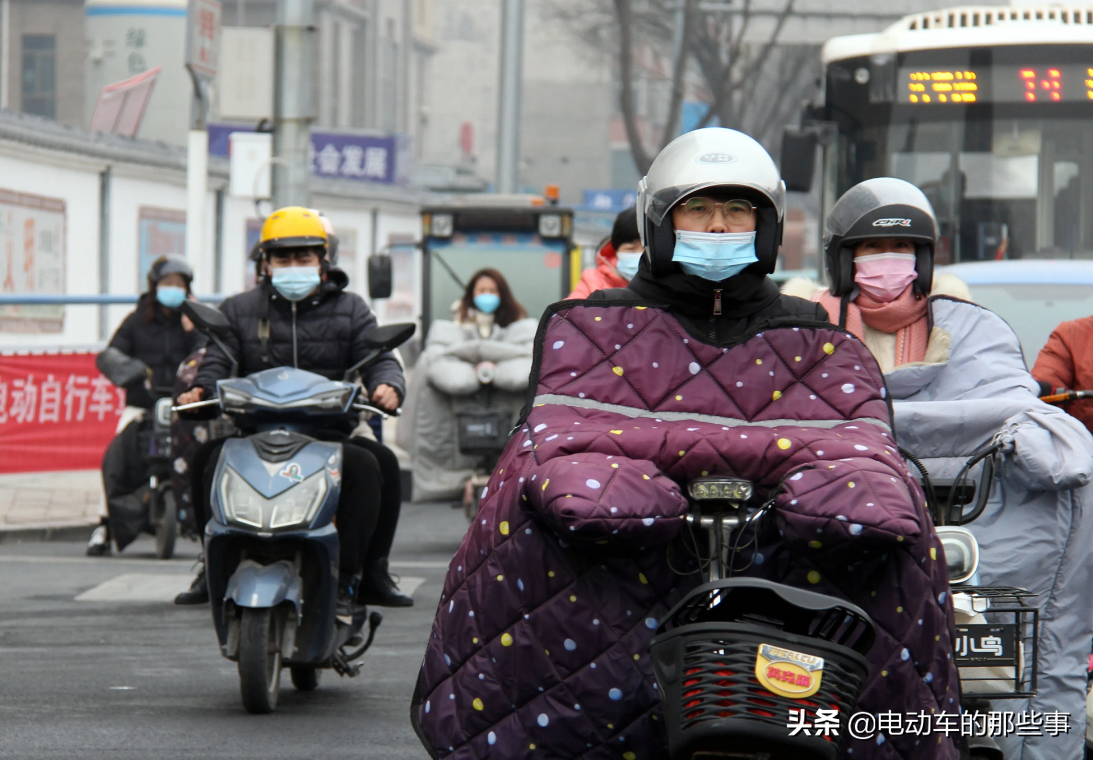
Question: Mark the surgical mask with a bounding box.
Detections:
[474,292,501,314]
[616,251,642,280]
[672,230,759,282]
[271,266,321,301]
[156,286,186,309]
[854,252,917,303]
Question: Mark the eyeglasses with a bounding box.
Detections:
[680,197,756,225]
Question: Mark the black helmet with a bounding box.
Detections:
[147,254,193,291]
[823,178,938,297]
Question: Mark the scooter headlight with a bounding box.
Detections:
[268,471,328,528]
[219,466,328,530]
[935,526,980,586]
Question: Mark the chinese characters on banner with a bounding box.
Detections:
[0,352,124,474]
[0,189,66,334]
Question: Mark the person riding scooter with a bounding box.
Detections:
[787,177,1093,760]
[89,255,203,555]
[566,206,643,299]
[174,206,412,610]
[412,129,960,760]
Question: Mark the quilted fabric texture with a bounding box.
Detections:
[414,303,958,760]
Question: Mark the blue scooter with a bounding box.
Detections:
[176,301,415,714]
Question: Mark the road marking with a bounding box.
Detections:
[75,574,193,602]
[398,576,426,597]
[0,554,195,566]
[73,574,426,603]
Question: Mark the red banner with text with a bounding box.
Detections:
[0,352,124,474]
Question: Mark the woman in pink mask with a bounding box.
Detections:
[783,177,969,372]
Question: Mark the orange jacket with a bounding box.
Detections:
[1032,316,1093,434]
[566,242,628,300]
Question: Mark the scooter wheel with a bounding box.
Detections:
[290,666,321,692]
[153,487,177,560]
[238,608,282,714]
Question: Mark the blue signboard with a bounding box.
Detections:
[208,125,399,185]
[579,189,637,214]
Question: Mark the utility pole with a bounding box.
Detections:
[495,0,525,194]
[272,0,315,209]
[184,0,221,295]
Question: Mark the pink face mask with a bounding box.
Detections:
[853,252,917,302]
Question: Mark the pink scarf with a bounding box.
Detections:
[816,286,929,367]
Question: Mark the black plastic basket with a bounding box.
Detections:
[456,407,511,457]
[952,586,1038,700]
[650,579,875,760]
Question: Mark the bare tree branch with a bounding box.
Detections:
[613,0,653,174]
[659,0,699,148]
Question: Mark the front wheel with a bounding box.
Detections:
[153,486,177,560]
[238,608,282,714]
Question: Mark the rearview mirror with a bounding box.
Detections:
[780,129,818,193]
[368,254,393,300]
[362,323,416,351]
[182,300,230,336]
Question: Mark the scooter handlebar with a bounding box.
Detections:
[171,398,223,412]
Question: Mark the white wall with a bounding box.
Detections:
[0,138,426,351]
[0,145,104,348]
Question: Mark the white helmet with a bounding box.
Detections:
[637,128,786,276]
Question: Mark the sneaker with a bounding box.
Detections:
[174,567,209,605]
[86,525,112,557]
[359,558,414,608]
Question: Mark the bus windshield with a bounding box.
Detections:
[826,45,1093,263]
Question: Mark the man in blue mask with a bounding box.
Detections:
[588,128,827,342]
[174,207,414,610]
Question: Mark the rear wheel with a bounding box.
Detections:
[290,666,321,692]
[153,486,177,560]
[238,608,282,714]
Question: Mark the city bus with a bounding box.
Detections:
[787,4,1093,359]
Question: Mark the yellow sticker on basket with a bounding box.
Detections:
[755,643,824,699]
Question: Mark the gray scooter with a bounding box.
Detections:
[176,300,415,713]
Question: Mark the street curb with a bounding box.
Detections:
[0,523,96,543]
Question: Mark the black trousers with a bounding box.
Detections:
[101,417,154,551]
[189,436,389,578]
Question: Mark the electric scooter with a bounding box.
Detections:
[176,300,415,714]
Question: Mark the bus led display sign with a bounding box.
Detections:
[900,64,1093,104]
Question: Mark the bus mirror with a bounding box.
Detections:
[781,129,818,193]
[368,254,393,300]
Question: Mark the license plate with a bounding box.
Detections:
[954,623,1017,665]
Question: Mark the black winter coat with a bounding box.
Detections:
[103,295,203,409]
[590,266,829,344]
[193,269,406,405]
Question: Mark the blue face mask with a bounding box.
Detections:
[474,292,501,314]
[672,230,759,282]
[271,266,321,301]
[615,251,642,280]
[156,285,187,309]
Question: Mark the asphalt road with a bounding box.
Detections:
[0,501,468,760]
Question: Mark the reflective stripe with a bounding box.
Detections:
[532,393,891,432]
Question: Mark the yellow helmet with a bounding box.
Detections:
[257,206,328,255]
